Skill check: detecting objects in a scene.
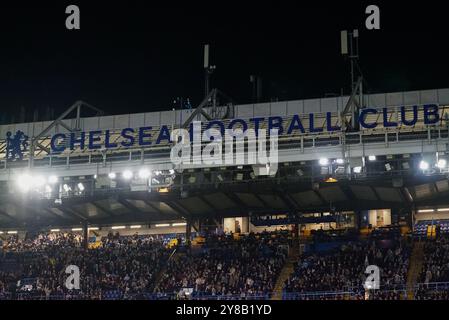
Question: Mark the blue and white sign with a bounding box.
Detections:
[26,104,441,154]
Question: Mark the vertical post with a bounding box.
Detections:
[83,221,89,250]
[75,104,81,131]
[297,223,301,256]
[29,143,34,168]
[349,31,355,92]
[186,219,192,247]
[204,44,210,98]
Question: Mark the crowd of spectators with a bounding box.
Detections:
[0,232,170,299]
[283,237,411,300]
[420,235,449,284]
[0,230,290,300]
[154,231,289,299]
[7,228,449,300]
[415,234,449,299]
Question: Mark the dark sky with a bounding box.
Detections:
[0,1,448,121]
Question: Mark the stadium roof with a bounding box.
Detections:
[0,174,448,230]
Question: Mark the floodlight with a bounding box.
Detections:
[122,170,133,180]
[437,159,447,169]
[419,160,429,171]
[138,168,151,179]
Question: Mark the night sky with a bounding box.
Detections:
[0,1,448,122]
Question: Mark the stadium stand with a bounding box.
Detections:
[414,234,449,299]
[283,236,411,300]
[4,228,449,300]
[154,231,289,300]
[0,232,171,300]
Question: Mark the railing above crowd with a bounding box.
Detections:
[3,282,449,300]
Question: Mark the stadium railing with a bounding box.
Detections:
[3,282,449,300]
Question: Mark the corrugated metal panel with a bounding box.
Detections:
[386,92,403,106]
[129,113,146,128]
[321,97,338,112]
[235,104,254,118]
[99,116,114,130]
[114,115,130,129]
[438,88,449,104]
[304,99,321,114]
[375,187,403,202]
[318,186,347,202]
[420,89,438,103]
[367,93,387,108]
[125,199,158,213]
[144,112,161,126]
[177,197,211,214]
[404,91,420,105]
[74,203,107,219]
[148,201,177,215]
[235,193,264,207]
[291,190,322,206]
[254,103,271,117]
[258,194,287,209]
[203,193,236,210]
[270,102,287,116]
[350,185,378,201]
[286,100,303,115]
[435,180,449,193]
[414,183,433,199]
[1,88,448,137]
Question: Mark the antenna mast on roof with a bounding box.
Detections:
[204,44,216,99]
[341,30,364,130]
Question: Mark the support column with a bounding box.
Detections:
[83,221,89,250]
[186,219,192,247]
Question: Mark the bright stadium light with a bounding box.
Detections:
[368,155,376,161]
[155,223,170,228]
[45,185,52,194]
[319,158,329,166]
[418,209,434,213]
[138,168,151,179]
[7,231,18,235]
[88,227,99,231]
[130,225,142,229]
[50,229,60,232]
[0,231,3,234]
[111,226,126,230]
[172,222,187,227]
[336,159,344,164]
[72,228,83,232]
[419,160,429,170]
[33,176,46,187]
[437,159,447,169]
[108,172,117,179]
[437,208,449,212]
[48,175,58,184]
[122,170,133,180]
[16,174,33,193]
[353,166,362,174]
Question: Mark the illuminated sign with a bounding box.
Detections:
[47,104,441,153]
